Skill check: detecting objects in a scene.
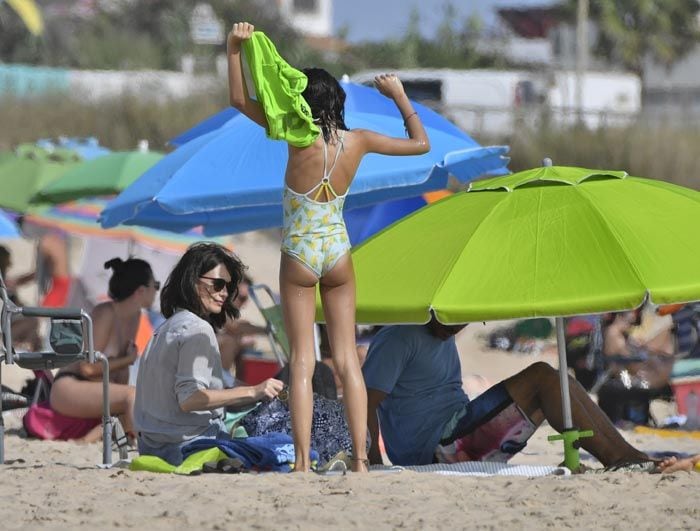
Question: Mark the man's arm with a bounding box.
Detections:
[367,388,387,465]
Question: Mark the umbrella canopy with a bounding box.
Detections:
[32,150,164,204]
[337,164,700,470]
[345,190,451,246]
[36,137,111,160]
[0,146,81,212]
[100,82,509,235]
[25,197,222,254]
[0,209,20,238]
[341,166,700,324]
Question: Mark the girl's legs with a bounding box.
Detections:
[280,254,320,472]
[320,255,368,472]
[49,377,136,434]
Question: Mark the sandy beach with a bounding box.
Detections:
[1,233,700,530]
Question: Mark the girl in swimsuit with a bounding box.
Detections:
[50,257,159,441]
[228,22,430,472]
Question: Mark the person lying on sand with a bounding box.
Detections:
[364,315,659,472]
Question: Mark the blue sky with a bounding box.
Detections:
[333,0,556,42]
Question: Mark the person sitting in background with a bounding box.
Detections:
[134,243,283,465]
[598,308,675,426]
[49,257,158,442]
[363,315,657,471]
[0,245,41,351]
[217,273,267,387]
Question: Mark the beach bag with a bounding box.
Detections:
[23,401,100,440]
[239,394,357,465]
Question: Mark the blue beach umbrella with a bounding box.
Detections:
[0,209,20,238]
[344,190,452,246]
[101,83,509,236]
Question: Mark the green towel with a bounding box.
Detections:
[242,32,320,148]
[130,447,228,475]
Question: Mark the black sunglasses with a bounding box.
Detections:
[199,276,233,293]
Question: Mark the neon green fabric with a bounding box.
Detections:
[242,32,320,147]
[130,448,227,475]
[315,166,700,323]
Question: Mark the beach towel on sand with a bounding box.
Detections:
[242,32,320,147]
[130,433,319,474]
[182,432,319,472]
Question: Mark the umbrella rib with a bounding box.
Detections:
[431,192,511,323]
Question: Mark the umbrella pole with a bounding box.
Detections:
[548,316,593,471]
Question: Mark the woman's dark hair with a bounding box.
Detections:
[302,67,348,143]
[104,257,154,302]
[160,242,245,330]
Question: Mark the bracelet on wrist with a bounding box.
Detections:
[403,111,418,126]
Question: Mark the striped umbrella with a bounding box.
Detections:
[24,197,225,253]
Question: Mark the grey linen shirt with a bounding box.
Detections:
[134,309,225,446]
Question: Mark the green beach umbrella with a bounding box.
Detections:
[0,147,80,212]
[329,165,700,469]
[32,150,164,204]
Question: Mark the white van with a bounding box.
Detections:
[349,68,640,136]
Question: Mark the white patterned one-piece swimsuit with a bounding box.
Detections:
[281,131,351,277]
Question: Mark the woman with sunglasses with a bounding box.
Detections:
[133,242,284,466]
[50,257,158,442]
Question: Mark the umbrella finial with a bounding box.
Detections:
[542,157,553,167]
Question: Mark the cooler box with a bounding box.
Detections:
[239,352,282,385]
[670,359,700,415]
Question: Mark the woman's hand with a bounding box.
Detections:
[253,378,284,401]
[374,74,406,100]
[227,21,254,52]
[125,341,139,365]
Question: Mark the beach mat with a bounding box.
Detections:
[633,426,700,439]
[371,462,570,477]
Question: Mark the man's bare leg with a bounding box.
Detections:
[504,362,649,467]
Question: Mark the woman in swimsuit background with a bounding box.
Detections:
[228,22,430,472]
[50,257,159,441]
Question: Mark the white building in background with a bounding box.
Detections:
[276,0,333,37]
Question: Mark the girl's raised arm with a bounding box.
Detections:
[227,22,268,128]
[358,74,431,156]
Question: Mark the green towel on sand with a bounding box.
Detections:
[242,32,320,147]
[130,448,229,475]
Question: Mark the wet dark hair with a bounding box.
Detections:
[104,257,154,302]
[302,67,348,143]
[160,242,245,330]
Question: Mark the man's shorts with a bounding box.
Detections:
[435,382,536,463]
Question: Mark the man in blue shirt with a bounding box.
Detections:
[363,316,655,470]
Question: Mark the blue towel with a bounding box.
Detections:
[181,432,318,472]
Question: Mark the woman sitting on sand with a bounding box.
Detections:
[134,242,283,466]
[50,257,158,441]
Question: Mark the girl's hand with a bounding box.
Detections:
[227,22,255,51]
[374,74,405,99]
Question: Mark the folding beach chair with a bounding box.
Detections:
[0,271,115,466]
[248,284,321,367]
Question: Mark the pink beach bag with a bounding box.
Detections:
[23,401,100,440]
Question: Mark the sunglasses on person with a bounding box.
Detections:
[199,276,234,293]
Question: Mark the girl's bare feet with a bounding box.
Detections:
[351,457,369,473]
